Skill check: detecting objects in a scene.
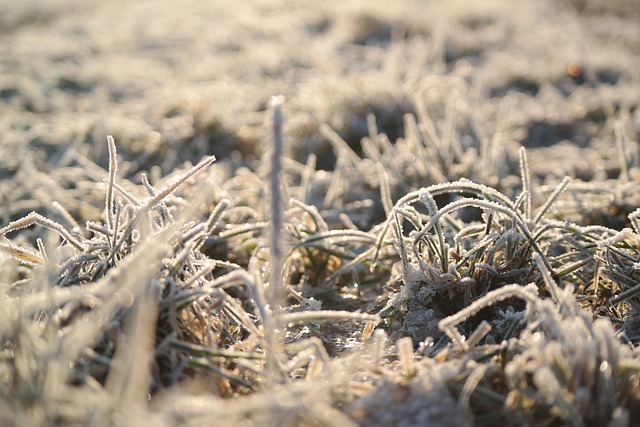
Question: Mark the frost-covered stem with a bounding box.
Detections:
[397,336,415,376]
[264,95,286,384]
[466,320,491,348]
[519,147,531,221]
[0,211,85,252]
[439,284,539,351]
[277,310,380,325]
[269,95,284,311]
[106,135,118,230]
[534,176,571,224]
[534,252,570,314]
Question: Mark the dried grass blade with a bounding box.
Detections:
[0,242,45,266]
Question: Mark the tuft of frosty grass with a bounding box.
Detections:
[2,92,640,427]
[1,1,640,426]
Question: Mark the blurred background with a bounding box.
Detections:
[0,0,638,223]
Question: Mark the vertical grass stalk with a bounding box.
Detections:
[266,95,285,384]
[519,147,531,222]
[106,135,118,231]
[269,95,285,310]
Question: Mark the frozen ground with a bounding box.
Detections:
[1,0,640,426]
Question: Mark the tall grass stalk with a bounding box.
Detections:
[266,95,286,384]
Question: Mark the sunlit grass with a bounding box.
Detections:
[1,0,639,425]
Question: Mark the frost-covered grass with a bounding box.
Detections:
[3,101,640,426]
[1,0,640,426]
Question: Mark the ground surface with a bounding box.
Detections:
[1,1,640,426]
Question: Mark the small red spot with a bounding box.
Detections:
[567,62,582,78]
